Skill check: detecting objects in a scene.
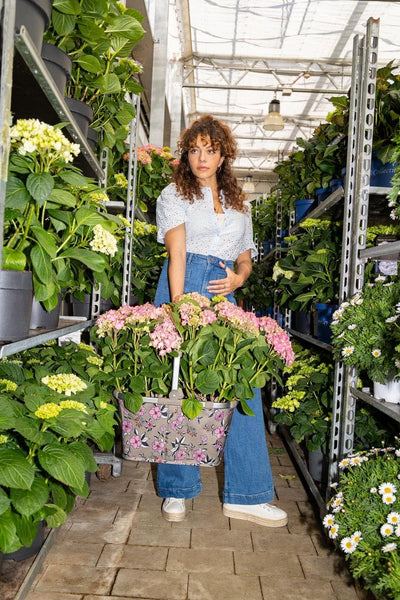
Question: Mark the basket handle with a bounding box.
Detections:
[172,355,180,390]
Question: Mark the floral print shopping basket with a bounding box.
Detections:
[115,390,237,467]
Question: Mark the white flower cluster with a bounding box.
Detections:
[10,118,80,164]
[89,224,118,257]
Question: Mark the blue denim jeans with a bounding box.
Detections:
[154,253,275,505]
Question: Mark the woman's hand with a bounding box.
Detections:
[207,262,242,296]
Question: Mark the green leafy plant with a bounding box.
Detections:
[3,118,128,310]
[91,292,295,419]
[44,0,145,155]
[272,344,334,452]
[331,276,400,384]
[323,442,400,600]
[0,341,117,553]
[130,220,166,304]
[272,218,342,311]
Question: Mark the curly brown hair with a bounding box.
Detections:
[173,115,247,211]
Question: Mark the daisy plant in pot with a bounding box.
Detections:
[0,340,117,554]
[323,440,400,600]
[330,275,400,401]
[91,292,295,419]
[3,118,128,311]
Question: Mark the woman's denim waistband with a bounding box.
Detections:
[186,252,234,270]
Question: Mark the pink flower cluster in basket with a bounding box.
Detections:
[94,293,294,366]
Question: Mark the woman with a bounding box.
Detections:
[154,115,287,527]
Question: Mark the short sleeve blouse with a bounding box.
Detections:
[156,183,257,261]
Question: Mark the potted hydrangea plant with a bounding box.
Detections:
[2,119,128,325]
[0,340,117,554]
[91,293,294,465]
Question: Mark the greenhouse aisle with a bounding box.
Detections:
[23,433,359,600]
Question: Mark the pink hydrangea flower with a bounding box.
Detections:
[149,316,182,355]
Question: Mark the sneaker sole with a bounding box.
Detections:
[161,509,186,522]
[222,506,288,528]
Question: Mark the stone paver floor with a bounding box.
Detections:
[22,433,360,600]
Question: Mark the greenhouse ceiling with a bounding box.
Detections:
[170,0,400,179]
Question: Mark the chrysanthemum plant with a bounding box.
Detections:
[323,441,400,600]
[331,276,400,384]
[0,340,117,554]
[91,293,295,419]
[3,119,129,310]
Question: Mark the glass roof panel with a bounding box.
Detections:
[173,0,400,176]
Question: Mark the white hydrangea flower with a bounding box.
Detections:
[89,224,118,257]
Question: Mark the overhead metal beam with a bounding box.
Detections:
[182,83,348,94]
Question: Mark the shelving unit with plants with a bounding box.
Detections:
[265,18,400,514]
[0,0,145,560]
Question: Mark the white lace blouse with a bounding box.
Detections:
[156,183,257,261]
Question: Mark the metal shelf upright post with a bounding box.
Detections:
[328,17,380,489]
[122,94,141,307]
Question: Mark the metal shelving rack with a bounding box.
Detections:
[328,17,381,490]
[274,18,383,512]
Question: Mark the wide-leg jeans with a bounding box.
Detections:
[154,253,275,505]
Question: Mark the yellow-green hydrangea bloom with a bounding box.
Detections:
[0,434,8,444]
[86,355,103,367]
[59,400,88,413]
[35,403,62,419]
[41,373,87,396]
[0,378,18,392]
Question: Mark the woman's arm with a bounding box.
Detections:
[207,249,252,296]
[165,223,186,302]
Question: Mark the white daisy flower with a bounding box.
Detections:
[347,324,357,330]
[351,531,362,544]
[382,542,397,552]
[323,514,335,528]
[382,493,396,505]
[329,524,339,539]
[340,537,357,553]
[387,512,400,525]
[395,526,400,537]
[342,346,354,357]
[379,482,397,495]
[370,487,378,494]
[380,523,394,537]
[339,458,351,468]
[371,349,382,358]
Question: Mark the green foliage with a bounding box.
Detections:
[272,219,342,311]
[0,341,117,553]
[331,276,400,384]
[130,220,166,303]
[323,443,400,600]
[44,0,145,155]
[272,344,334,452]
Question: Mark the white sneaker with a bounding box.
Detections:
[223,502,288,527]
[161,497,186,522]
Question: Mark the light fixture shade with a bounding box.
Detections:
[242,175,255,193]
[263,98,284,131]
